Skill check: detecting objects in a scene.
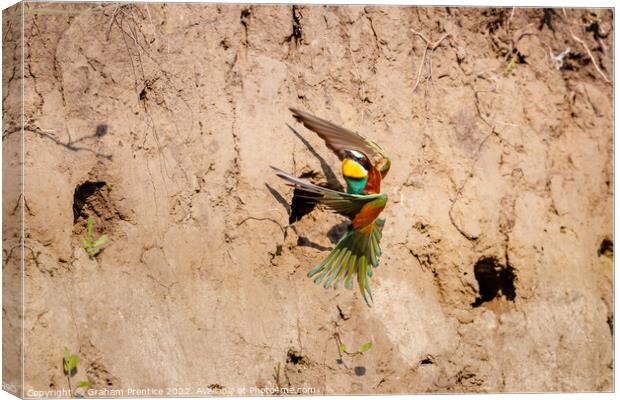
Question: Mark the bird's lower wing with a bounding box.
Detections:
[308,218,385,306]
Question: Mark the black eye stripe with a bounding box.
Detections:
[354,157,370,169]
[347,156,369,167]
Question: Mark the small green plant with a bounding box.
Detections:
[77,380,91,389]
[504,57,517,77]
[337,339,373,356]
[81,216,109,257]
[334,333,373,369]
[273,362,289,389]
[63,347,79,376]
[334,332,373,367]
[63,347,91,396]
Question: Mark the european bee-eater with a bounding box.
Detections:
[273,108,391,305]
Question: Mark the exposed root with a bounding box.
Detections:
[410,29,451,93]
[548,46,571,70]
[504,25,535,62]
[237,216,286,234]
[448,128,498,241]
[562,8,610,83]
[448,198,478,242]
[569,32,610,83]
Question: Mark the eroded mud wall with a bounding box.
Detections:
[13,4,613,394]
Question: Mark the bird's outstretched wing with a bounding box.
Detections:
[289,108,391,177]
[271,167,386,224]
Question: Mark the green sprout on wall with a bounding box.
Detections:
[81,217,109,257]
[273,362,290,390]
[334,333,373,368]
[504,57,517,77]
[63,347,91,396]
[337,340,373,356]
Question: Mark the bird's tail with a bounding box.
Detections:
[307,218,385,306]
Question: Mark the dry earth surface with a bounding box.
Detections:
[2,3,614,395]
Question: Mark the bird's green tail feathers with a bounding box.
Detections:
[307,218,385,306]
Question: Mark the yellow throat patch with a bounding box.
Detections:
[342,159,367,179]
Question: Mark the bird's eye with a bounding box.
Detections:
[355,157,370,170]
[348,151,369,166]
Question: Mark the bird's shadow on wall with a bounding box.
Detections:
[267,124,349,250]
[286,123,344,193]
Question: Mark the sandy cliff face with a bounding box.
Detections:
[4,3,612,394]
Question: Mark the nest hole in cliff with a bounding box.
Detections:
[598,238,613,258]
[286,348,308,366]
[420,356,434,365]
[471,256,516,307]
[72,180,119,237]
[290,187,319,223]
[288,169,338,224]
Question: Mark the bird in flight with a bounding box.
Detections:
[272,108,391,305]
